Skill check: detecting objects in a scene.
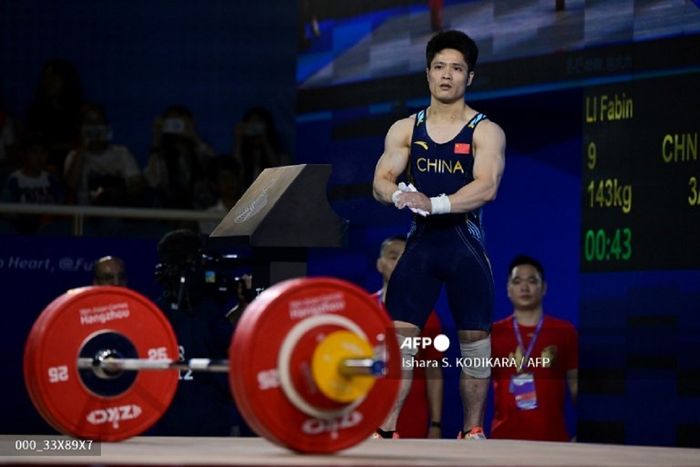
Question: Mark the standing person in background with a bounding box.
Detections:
[198,157,243,235]
[428,0,444,32]
[93,256,128,287]
[372,30,506,440]
[2,135,63,232]
[64,102,144,206]
[144,105,215,209]
[0,92,19,179]
[233,107,287,189]
[490,255,578,441]
[298,0,321,50]
[25,59,83,173]
[372,235,445,439]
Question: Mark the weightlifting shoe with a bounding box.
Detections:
[371,429,400,439]
[457,426,486,440]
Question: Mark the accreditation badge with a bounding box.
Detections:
[510,372,537,410]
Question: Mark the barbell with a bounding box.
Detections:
[23,277,401,453]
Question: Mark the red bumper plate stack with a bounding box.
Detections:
[230,277,400,453]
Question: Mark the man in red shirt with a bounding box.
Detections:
[372,234,445,438]
[490,255,578,441]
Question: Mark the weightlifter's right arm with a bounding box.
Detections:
[372,118,413,205]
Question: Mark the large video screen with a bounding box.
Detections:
[297,0,700,112]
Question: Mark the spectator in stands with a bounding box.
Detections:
[2,135,63,232]
[144,105,215,209]
[198,157,243,235]
[93,256,127,286]
[233,107,286,188]
[0,93,19,181]
[64,102,144,206]
[25,59,83,173]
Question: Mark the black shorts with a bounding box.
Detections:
[385,220,494,332]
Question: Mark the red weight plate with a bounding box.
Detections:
[25,288,142,439]
[228,291,278,444]
[24,304,63,432]
[230,277,400,453]
[27,286,179,441]
[26,286,179,441]
[25,290,83,433]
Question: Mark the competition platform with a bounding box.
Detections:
[2,435,700,466]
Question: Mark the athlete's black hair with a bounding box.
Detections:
[426,30,478,71]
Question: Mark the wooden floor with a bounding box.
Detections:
[2,436,699,466]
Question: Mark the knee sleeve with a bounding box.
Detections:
[459,336,491,378]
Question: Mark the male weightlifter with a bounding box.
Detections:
[372,30,506,439]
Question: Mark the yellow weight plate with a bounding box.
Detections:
[311,330,376,403]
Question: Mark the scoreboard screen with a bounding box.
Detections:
[581,73,700,272]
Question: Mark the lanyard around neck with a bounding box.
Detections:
[512,315,544,370]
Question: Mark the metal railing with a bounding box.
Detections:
[0,202,225,236]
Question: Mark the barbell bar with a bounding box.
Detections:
[76,355,385,376]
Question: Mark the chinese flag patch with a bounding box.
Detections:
[454,143,470,155]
